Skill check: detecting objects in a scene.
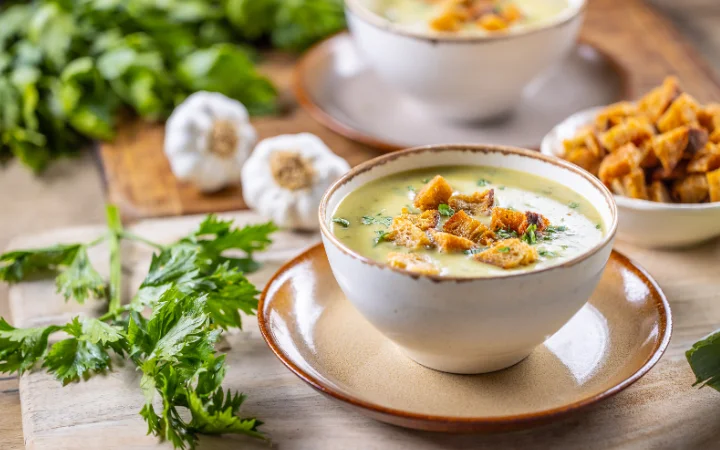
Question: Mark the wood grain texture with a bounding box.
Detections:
[5,212,720,449]
[97,0,720,221]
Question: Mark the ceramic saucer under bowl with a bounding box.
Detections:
[294,33,628,151]
[259,244,671,432]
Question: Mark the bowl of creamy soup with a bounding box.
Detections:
[319,144,617,374]
[345,0,586,122]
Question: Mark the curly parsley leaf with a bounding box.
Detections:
[55,246,106,303]
[687,330,720,391]
[0,319,61,374]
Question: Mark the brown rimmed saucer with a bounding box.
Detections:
[258,244,671,432]
[294,33,629,152]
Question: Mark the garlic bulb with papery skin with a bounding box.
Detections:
[164,91,257,192]
[241,133,350,230]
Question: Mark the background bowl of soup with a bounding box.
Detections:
[542,106,720,248]
[345,0,586,122]
[319,144,617,374]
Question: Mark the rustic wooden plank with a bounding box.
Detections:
[6,212,720,449]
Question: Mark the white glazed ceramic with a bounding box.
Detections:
[542,107,720,248]
[345,0,586,122]
[318,145,618,374]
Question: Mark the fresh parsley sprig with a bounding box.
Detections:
[0,205,277,449]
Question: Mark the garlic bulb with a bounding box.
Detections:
[241,133,350,230]
[164,91,257,192]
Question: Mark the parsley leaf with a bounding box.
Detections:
[538,249,558,258]
[373,230,390,246]
[55,246,106,303]
[521,224,538,245]
[496,228,518,240]
[361,215,393,227]
[438,204,455,217]
[569,202,580,209]
[0,244,82,283]
[498,247,510,253]
[687,330,720,391]
[596,223,602,230]
[0,319,61,374]
[332,217,350,228]
[477,178,491,187]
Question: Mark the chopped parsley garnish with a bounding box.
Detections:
[596,224,602,230]
[373,231,390,246]
[464,248,486,256]
[539,249,558,258]
[496,228,518,239]
[477,179,491,187]
[522,224,537,245]
[332,218,350,228]
[498,186,506,190]
[361,215,393,227]
[422,178,431,183]
[569,202,580,209]
[407,186,416,192]
[498,247,510,253]
[438,204,455,217]
[545,225,567,233]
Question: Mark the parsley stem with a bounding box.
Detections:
[106,205,123,314]
[121,232,165,250]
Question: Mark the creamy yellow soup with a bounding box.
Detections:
[366,0,569,34]
[331,166,604,277]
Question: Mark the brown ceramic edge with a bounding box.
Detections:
[293,33,633,152]
[257,244,673,432]
[344,0,587,44]
[317,144,619,283]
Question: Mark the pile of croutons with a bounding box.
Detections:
[429,0,524,33]
[562,76,720,204]
[385,175,550,275]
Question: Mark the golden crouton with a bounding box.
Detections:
[599,118,655,152]
[564,147,602,176]
[653,127,690,172]
[448,189,495,216]
[648,181,672,203]
[672,174,709,203]
[429,3,468,32]
[622,168,649,200]
[490,208,549,236]
[595,101,638,131]
[499,4,523,23]
[474,239,538,269]
[708,167,720,202]
[639,139,660,168]
[610,178,626,196]
[698,103,720,132]
[657,93,700,133]
[443,210,495,245]
[598,143,642,184]
[478,13,508,31]
[651,162,687,182]
[688,143,720,173]
[413,175,454,211]
[387,253,439,276]
[399,208,440,231]
[387,217,433,250]
[638,76,682,122]
[429,230,476,253]
[490,207,526,234]
[563,126,604,159]
[711,129,720,144]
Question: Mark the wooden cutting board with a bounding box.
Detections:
[7,213,720,449]
[96,0,720,221]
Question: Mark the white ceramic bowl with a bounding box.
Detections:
[319,145,617,374]
[345,0,586,122]
[542,107,720,249]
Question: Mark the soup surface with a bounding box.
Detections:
[331,166,604,277]
[365,0,569,34]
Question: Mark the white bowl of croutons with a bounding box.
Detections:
[541,77,720,249]
[319,144,617,374]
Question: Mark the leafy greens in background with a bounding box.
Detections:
[0,205,278,449]
[0,0,346,172]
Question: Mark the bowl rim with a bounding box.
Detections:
[318,144,619,283]
[345,0,587,44]
[541,106,720,211]
[258,244,673,431]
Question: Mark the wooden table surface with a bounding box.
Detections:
[0,1,718,448]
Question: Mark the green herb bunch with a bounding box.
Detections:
[0,0,346,172]
[0,205,278,449]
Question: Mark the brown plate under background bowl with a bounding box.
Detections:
[294,33,627,152]
[259,244,671,432]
